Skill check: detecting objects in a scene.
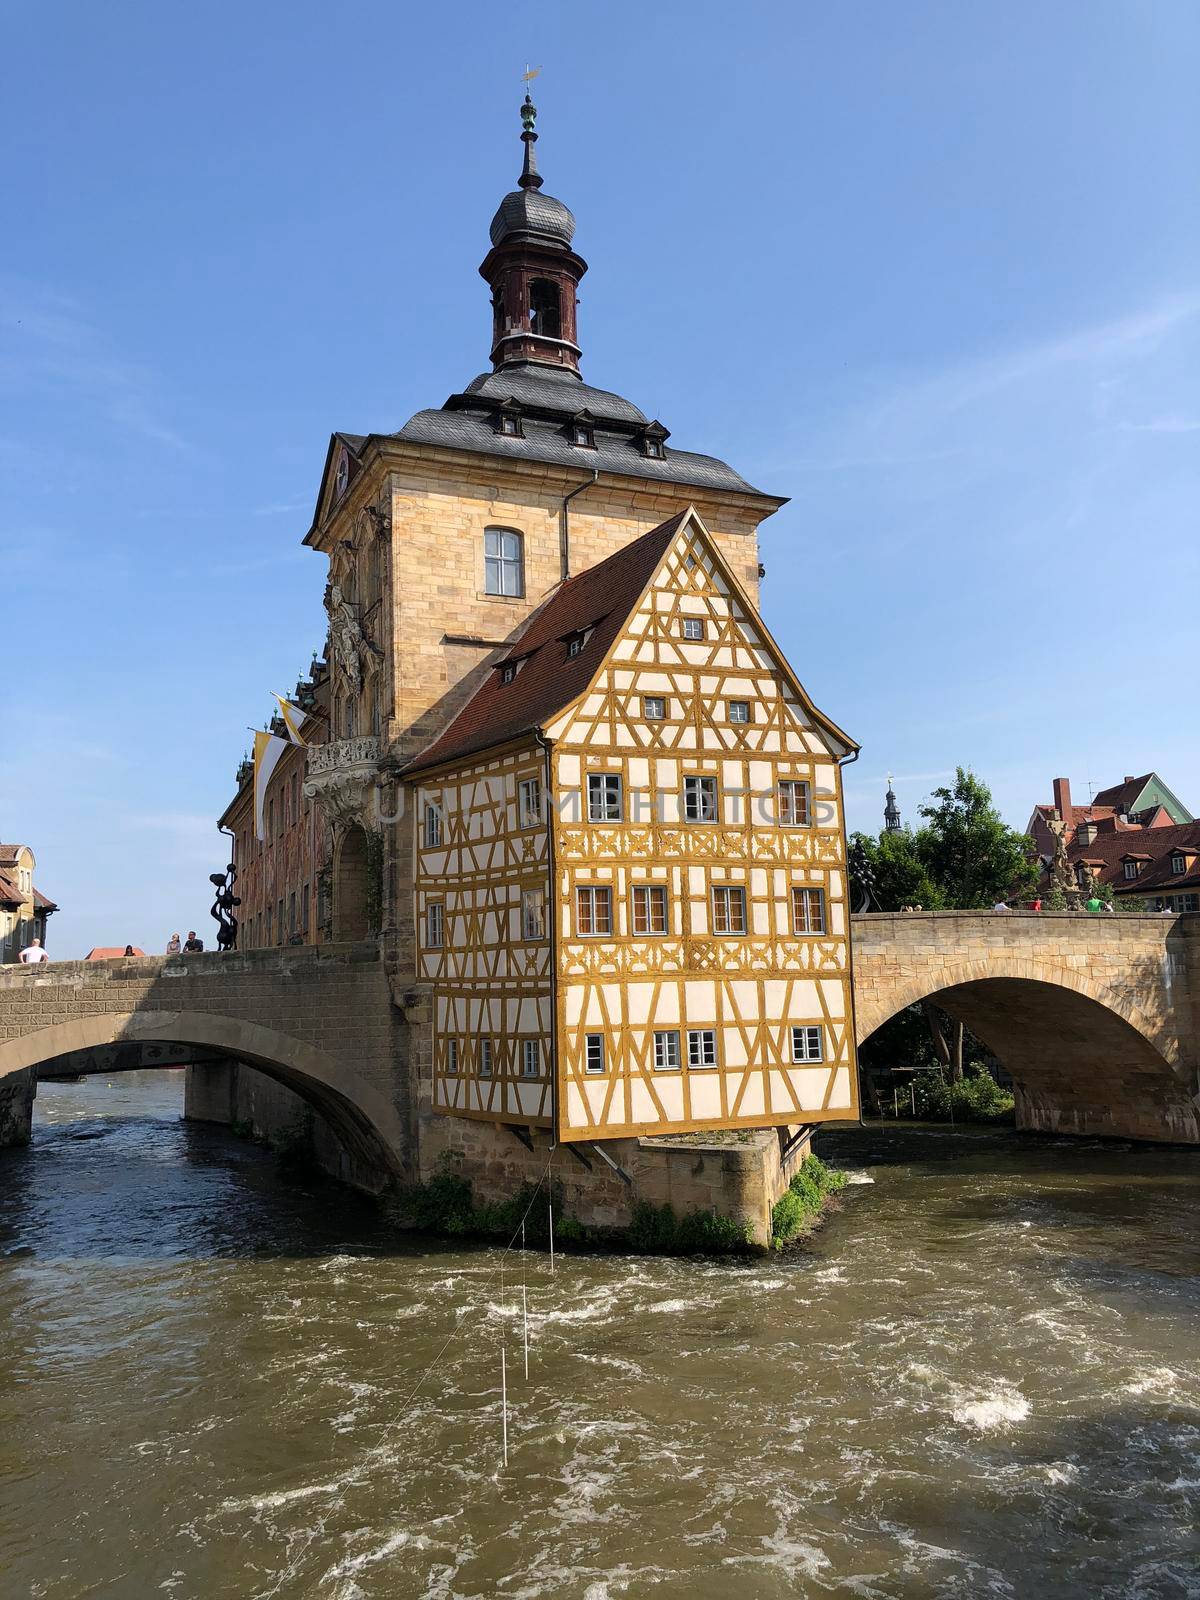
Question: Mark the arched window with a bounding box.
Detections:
[484,527,525,597]
[528,279,562,340]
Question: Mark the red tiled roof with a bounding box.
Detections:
[405,514,689,774]
[1066,819,1200,895]
[32,889,57,911]
[0,872,22,907]
[85,947,146,960]
[1092,774,1153,812]
[0,845,22,866]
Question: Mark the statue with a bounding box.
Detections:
[209,863,241,951]
[324,580,364,691]
[847,835,877,914]
[1047,818,1077,906]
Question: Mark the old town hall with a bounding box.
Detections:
[221,96,859,1163]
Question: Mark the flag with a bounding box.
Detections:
[273,694,308,746]
[253,730,288,841]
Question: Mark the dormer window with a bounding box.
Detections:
[1172,854,1187,875]
[494,399,524,438]
[639,420,669,460]
[564,626,594,659]
[1124,860,1140,880]
[570,411,596,449]
[499,655,528,685]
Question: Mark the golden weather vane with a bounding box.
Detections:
[522,64,542,84]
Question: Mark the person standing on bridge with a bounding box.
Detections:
[19,938,49,964]
[183,930,204,953]
[165,932,181,955]
[992,899,1011,913]
[1086,892,1104,913]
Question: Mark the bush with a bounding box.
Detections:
[913,1068,1014,1125]
[770,1154,848,1248]
[627,1200,755,1255]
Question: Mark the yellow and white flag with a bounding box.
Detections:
[253,729,288,841]
[273,694,308,746]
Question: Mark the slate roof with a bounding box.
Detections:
[325,363,774,504]
[405,513,689,774]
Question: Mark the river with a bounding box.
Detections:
[0,1070,1197,1599]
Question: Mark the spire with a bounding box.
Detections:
[518,93,543,191]
[884,773,902,833]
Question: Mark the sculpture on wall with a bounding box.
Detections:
[209,862,240,951]
[324,580,364,691]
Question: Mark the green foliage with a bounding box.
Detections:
[395,1170,580,1244]
[913,1068,1015,1125]
[850,768,1037,912]
[916,768,1038,909]
[627,1201,756,1255]
[770,1154,848,1248]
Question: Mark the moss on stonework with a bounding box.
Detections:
[391,1164,758,1256]
[770,1154,848,1250]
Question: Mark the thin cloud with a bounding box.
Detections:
[1116,415,1200,434]
[0,279,193,453]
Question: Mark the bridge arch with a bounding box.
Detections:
[854,952,1197,1144]
[0,1009,406,1185]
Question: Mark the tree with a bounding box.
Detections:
[848,828,943,913]
[915,768,1038,909]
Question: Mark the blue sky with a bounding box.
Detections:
[3,1,1197,957]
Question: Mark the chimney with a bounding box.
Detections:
[1052,777,1073,825]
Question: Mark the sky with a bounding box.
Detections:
[2,1,1197,958]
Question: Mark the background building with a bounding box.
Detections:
[0,845,56,961]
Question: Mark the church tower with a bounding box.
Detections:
[884,775,902,833]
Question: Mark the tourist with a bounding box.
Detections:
[1031,897,1042,912]
[992,899,1010,913]
[19,938,49,965]
[165,932,181,955]
[183,930,204,953]
[1085,893,1104,913]
[122,944,135,957]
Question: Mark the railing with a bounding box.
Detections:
[305,736,380,777]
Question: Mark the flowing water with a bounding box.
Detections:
[1,1071,1198,1599]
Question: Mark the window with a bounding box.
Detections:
[791,886,827,935]
[728,700,751,724]
[424,803,443,847]
[521,1040,540,1079]
[587,772,623,822]
[495,403,524,438]
[571,414,595,448]
[643,695,665,720]
[632,883,668,935]
[653,1030,681,1071]
[484,527,524,597]
[687,1029,717,1069]
[778,779,811,827]
[334,448,349,498]
[522,887,546,940]
[520,777,542,827]
[792,1026,823,1063]
[576,885,613,936]
[288,892,296,934]
[446,1039,459,1075]
[426,901,445,948]
[565,629,591,658]
[1123,861,1140,881]
[585,1034,606,1074]
[528,278,562,339]
[681,617,705,641]
[1171,854,1187,875]
[641,426,668,459]
[712,885,747,935]
[500,657,526,685]
[684,775,718,822]
[479,1039,494,1078]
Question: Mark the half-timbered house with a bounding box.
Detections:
[407,507,859,1143]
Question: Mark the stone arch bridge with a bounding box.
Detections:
[852,912,1199,1144]
[0,916,1196,1184]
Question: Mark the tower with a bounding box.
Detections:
[884,774,902,833]
[479,95,588,374]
